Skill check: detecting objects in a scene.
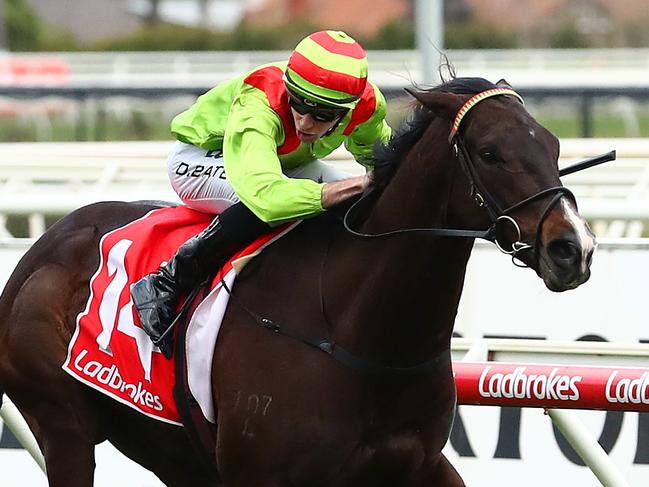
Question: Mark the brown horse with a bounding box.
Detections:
[0,78,596,486]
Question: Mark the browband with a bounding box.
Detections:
[448,88,524,142]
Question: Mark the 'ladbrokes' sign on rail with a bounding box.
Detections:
[455,362,649,411]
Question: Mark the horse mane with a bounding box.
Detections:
[372,77,500,190]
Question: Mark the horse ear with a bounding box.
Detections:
[404,87,465,121]
[496,78,513,89]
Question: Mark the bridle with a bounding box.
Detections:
[343,87,577,268]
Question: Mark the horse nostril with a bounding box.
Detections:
[547,239,580,265]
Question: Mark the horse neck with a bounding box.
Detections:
[327,120,475,363]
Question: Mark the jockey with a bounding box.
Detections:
[131,30,392,357]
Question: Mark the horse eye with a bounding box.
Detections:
[479,149,500,164]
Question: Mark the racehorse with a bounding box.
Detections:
[0,77,596,487]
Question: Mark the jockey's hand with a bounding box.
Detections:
[322,173,372,209]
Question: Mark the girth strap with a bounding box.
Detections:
[223,277,448,379]
[253,314,449,378]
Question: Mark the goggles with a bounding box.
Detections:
[287,92,348,123]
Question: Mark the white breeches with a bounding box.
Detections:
[167,141,349,214]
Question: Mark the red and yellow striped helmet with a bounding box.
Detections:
[284,30,368,109]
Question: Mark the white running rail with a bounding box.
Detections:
[4,49,649,88]
[0,138,646,238]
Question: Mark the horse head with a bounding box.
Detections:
[380,77,595,292]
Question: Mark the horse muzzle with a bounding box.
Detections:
[538,225,596,292]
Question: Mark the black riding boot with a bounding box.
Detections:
[130,203,270,358]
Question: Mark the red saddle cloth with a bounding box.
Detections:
[62,206,293,425]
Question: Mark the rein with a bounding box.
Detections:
[343,87,589,267]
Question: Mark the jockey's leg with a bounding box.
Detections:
[131,201,269,358]
[131,142,259,356]
[131,142,350,357]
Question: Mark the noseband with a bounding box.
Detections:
[344,87,576,268]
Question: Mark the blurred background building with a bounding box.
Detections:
[2,0,648,50]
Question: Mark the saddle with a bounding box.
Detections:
[62,205,297,469]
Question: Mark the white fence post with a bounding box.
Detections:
[546,408,629,487]
[0,396,47,474]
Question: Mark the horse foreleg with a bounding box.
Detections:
[417,453,466,487]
